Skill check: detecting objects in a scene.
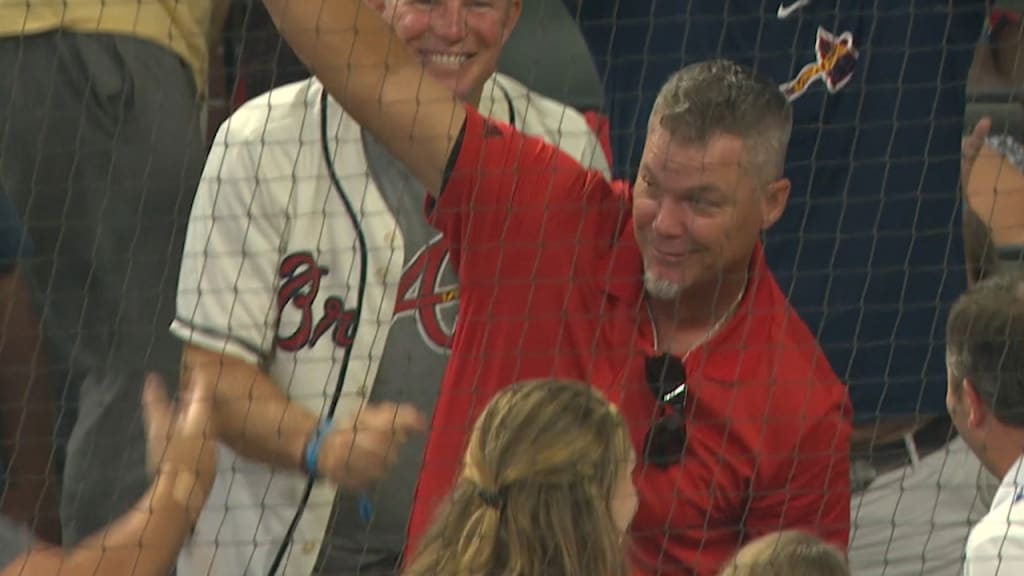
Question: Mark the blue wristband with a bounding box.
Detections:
[303,419,333,479]
[359,494,374,523]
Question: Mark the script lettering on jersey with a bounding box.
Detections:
[276,252,357,351]
[394,233,458,353]
[780,26,858,102]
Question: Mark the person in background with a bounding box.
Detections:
[560,3,1015,574]
[407,379,637,576]
[0,0,232,547]
[717,531,850,576]
[0,372,218,576]
[173,0,611,573]
[944,270,1024,575]
[962,114,1024,281]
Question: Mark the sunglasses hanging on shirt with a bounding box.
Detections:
[644,353,688,468]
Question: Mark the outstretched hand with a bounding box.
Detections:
[962,116,1024,248]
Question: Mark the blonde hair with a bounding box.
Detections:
[405,378,634,576]
[718,531,850,576]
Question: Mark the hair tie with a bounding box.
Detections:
[477,488,504,509]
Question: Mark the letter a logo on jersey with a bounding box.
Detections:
[394,234,458,353]
[780,26,858,102]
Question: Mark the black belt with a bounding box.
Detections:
[852,414,957,480]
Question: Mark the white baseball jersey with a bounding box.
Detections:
[964,455,1024,576]
[171,73,609,576]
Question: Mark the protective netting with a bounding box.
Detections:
[0,1,1018,575]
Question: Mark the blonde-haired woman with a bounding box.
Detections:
[406,378,637,576]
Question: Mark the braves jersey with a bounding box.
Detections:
[170,74,609,576]
[568,0,987,420]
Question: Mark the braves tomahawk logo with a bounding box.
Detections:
[276,252,358,351]
[780,26,858,102]
[394,233,458,353]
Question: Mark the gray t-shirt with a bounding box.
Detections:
[314,130,458,575]
[0,516,33,568]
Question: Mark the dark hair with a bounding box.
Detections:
[947,270,1024,426]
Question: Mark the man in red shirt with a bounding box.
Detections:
[262,3,852,574]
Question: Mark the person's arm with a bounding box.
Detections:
[987,2,1024,87]
[961,112,1024,283]
[184,345,425,490]
[1,374,218,576]
[262,0,462,194]
[744,394,853,552]
[173,106,424,489]
[261,0,628,269]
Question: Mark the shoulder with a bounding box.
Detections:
[966,506,1024,575]
[213,78,324,145]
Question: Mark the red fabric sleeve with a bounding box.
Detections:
[425,104,621,285]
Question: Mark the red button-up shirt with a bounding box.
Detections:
[410,106,852,575]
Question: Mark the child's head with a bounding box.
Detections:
[718,530,850,576]
[407,378,637,576]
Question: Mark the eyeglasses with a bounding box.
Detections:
[644,353,688,468]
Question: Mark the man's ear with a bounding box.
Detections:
[964,377,990,430]
[759,177,790,231]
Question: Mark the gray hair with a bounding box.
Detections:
[650,59,793,183]
[947,270,1024,427]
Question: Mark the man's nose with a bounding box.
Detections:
[651,199,690,238]
[431,1,467,42]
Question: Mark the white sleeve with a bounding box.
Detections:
[964,523,1024,576]
[170,117,287,365]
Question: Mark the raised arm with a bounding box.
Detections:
[262,0,464,193]
[1,374,217,576]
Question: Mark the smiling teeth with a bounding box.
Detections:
[427,53,468,66]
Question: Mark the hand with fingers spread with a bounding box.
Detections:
[316,402,428,492]
[142,372,219,520]
[0,372,222,576]
[963,117,1024,248]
